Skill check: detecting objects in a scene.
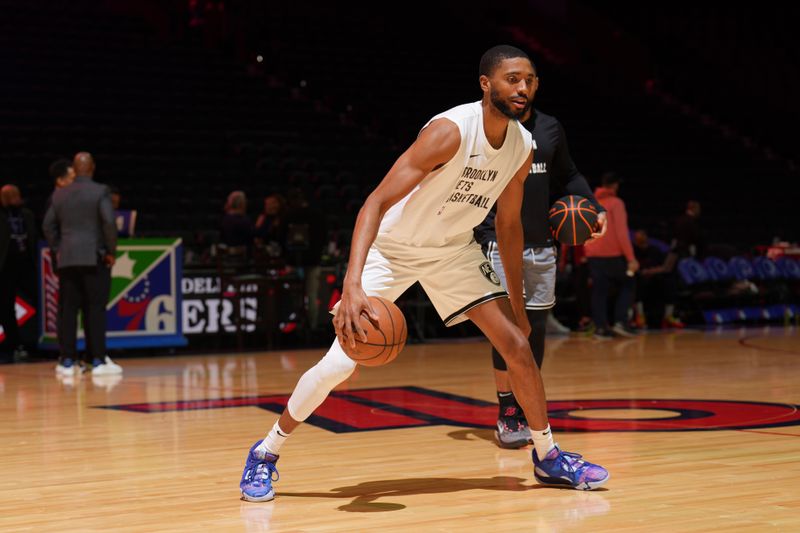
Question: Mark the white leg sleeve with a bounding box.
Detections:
[286,338,357,422]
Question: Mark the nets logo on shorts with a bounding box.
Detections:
[479,262,501,286]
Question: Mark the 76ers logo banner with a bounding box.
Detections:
[39,238,187,349]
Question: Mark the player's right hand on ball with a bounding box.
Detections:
[333,287,380,349]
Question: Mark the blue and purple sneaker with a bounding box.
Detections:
[533,444,609,490]
[240,440,280,502]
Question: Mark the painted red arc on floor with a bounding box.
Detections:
[98,386,800,433]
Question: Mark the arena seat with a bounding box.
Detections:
[752,256,782,281]
[729,256,756,281]
[776,256,800,280]
[703,256,734,282]
[677,257,710,286]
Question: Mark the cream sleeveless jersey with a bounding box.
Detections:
[376,101,533,255]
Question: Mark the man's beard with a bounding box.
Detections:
[490,89,528,120]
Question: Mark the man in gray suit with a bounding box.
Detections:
[43,152,123,375]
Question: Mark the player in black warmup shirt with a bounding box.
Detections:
[474,91,607,448]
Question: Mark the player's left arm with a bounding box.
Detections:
[495,149,535,336]
[553,120,608,240]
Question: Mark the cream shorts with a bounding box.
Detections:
[334,238,508,326]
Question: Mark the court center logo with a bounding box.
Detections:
[99,386,800,433]
[479,262,501,286]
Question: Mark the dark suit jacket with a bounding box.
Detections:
[42,176,117,268]
[0,206,37,268]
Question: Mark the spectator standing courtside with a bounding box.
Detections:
[632,229,685,329]
[220,190,254,251]
[253,192,288,261]
[50,158,76,191]
[583,172,639,339]
[43,152,122,375]
[0,184,37,361]
[284,187,326,329]
[45,158,76,216]
[672,200,705,259]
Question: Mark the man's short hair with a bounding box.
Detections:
[49,158,72,180]
[225,190,247,212]
[479,45,534,77]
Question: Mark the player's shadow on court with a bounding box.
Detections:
[281,476,538,512]
[446,428,496,444]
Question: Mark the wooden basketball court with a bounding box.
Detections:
[1,326,798,531]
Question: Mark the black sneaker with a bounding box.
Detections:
[593,328,614,340]
[13,345,28,362]
[611,322,638,338]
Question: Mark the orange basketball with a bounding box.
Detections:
[548,195,598,245]
[341,296,407,366]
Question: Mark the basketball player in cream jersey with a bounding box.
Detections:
[239,45,609,501]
